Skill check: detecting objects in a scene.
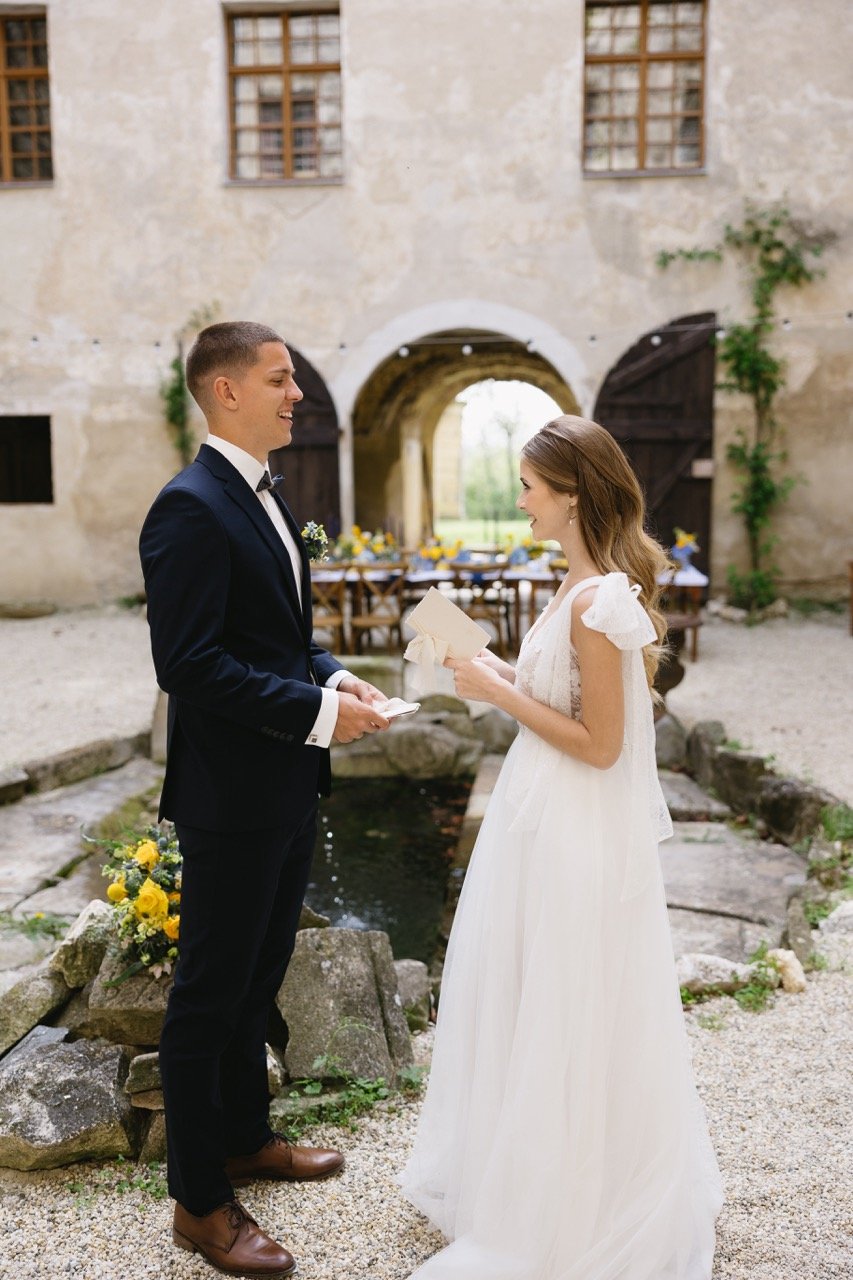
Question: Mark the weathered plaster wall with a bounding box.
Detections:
[0,0,850,602]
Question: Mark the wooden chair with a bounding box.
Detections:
[349,564,406,654]
[310,566,349,654]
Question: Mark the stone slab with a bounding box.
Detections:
[659,771,731,822]
[0,768,28,807]
[0,758,162,913]
[23,733,151,794]
[661,822,806,928]
[667,907,772,963]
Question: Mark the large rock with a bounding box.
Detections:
[471,708,518,754]
[86,941,172,1044]
[0,1038,139,1170]
[394,959,431,1033]
[655,713,688,771]
[1,1024,68,1071]
[277,928,413,1084]
[139,1111,167,1164]
[49,900,115,990]
[755,777,837,846]
[23,733,151,793]
[709,747,767,814]
[819,901,853,936]
[0,960,70,1057]
[686,720,725,790]
[659,771,730,823]
[125,1051,161,1095]
[332,720,482,779]
[667,907,770,964]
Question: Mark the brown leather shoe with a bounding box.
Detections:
[173,1199,296,1277]
[225,1132,344,1186]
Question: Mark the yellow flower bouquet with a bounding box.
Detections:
[332,524,400,563]
[101,825,182,981]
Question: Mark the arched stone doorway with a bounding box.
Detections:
[350,329,580,545]
[269,346,341,535]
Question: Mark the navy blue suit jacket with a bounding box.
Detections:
[139,443,343,833]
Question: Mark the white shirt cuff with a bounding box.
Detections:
[325,669,355,690]
[305,686,340,749]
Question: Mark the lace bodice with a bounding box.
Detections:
[515,595,582,720]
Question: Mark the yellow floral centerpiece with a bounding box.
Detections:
[415,535,464,567]
[332,524,400,562]
[504,532,548,563]
[101,825,182,981]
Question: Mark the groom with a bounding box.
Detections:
[139,321,390,1278]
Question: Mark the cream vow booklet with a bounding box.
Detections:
[404,588,491,691]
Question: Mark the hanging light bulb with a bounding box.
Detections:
[461,344,473,356]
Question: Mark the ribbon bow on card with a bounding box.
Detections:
[403,588,492,693]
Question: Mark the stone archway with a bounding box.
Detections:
[349,329,580,545]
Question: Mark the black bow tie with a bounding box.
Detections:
[256,472,284,493]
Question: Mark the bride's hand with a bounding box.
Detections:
[445,656,504,703]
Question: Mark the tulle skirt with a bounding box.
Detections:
[399,736,723,1279]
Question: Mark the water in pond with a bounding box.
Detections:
[307,778,470,964]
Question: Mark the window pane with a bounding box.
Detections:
[290,40,316,65]
[317,15,340,36]
[585,120,609,145]
[585,145,610,170]
[260,153,284,177]
[236,154,260,179]
[235,102,259,126]
[648,3,675,23]
[613,64,640,89]
[677,116,700,140]
[320,126,341,151]
[8,79,30,102]
[648,27,676,52]
[585,29,612,55]
[647,143,672,167]
[290,17,315,38]
[676,25,702,50]
[291,73,317,94]
[34,78,49,102]
[236,129,260,153]
[586,7,611,31]
[612,5,641,27]
[293,100,314,122]
[646,118,672,143]
[293,127,316,149]
[319,73,340,98]
[681,87,700,110]
[35,104,50,126]
[259,40,281,64]
[259,100,282,124]
[613,29,640,54]
[9,105,32,127]
[4,19,27,42]
[675,143,700,165]
[317,38,339,62]
[317,98,341,124]
[36,131,51,153]
[12,132,33,154]
[233,76,256,101]
[613,118,638,143]
[12,156,34,178]
[233,42,258,67]
[257,17,282,39]
[612,146,638,169]
[260,129,283,152]
[677,3,704,22]
[37,156,52,179]
[647,89,672,114]
[585,90,610,115]
[585,63,609,90]
[33,43,48,68]
[647,61,673,88]
[293,154,318,175]
[6,44,31,68]
[674,60,701,85]
[232,18,256,40]
[319,151,343,177]
[612,91,638,114]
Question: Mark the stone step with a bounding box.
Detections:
[658,770,730,822]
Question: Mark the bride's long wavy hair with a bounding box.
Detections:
[521,415,671,692]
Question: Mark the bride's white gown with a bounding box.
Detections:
[399,573,723,1280]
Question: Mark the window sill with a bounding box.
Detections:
[582,168,707,181]
[224,177,344,189]
[0,181,54,191]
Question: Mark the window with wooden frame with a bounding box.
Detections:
[0,416,53,502]
[583,1,706,175]
[0,12,52,183]
[227,9,342,181]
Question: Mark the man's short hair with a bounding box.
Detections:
[185,321,285,411]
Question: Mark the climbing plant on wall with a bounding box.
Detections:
[658,204,826,611]
[159,304,218,468]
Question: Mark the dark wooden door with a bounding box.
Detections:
[269,348,341,536]
[593,313,716,574]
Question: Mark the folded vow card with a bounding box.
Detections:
[404,588,491,692]
[374,697,420,720]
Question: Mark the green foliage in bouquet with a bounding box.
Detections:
[101,825,182,982]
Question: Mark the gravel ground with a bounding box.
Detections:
[1,605,851,806]
[667,610,853,805]
[1,936,851,1280]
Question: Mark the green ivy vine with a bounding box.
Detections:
[658,204,826,611]
[159,304,218,468]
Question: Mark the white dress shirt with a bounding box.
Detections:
[205,434,351,748]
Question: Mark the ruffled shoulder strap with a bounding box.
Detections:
[580,571,657,651]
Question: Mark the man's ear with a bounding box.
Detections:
[211,374,239,413]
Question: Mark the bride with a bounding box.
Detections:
[399,416,722,1280]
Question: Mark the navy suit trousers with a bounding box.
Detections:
[159,811,316,1215]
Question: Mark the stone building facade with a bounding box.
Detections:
[0,0,850,604]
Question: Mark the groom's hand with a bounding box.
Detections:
[332,691,390,743]
[335,675,390,706]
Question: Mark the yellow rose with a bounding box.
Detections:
[107,876,127,903]
[163,915,180,941]
[135,877,169,920]
[133,840,159,870]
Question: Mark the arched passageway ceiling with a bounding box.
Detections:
[352,330,580,441]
